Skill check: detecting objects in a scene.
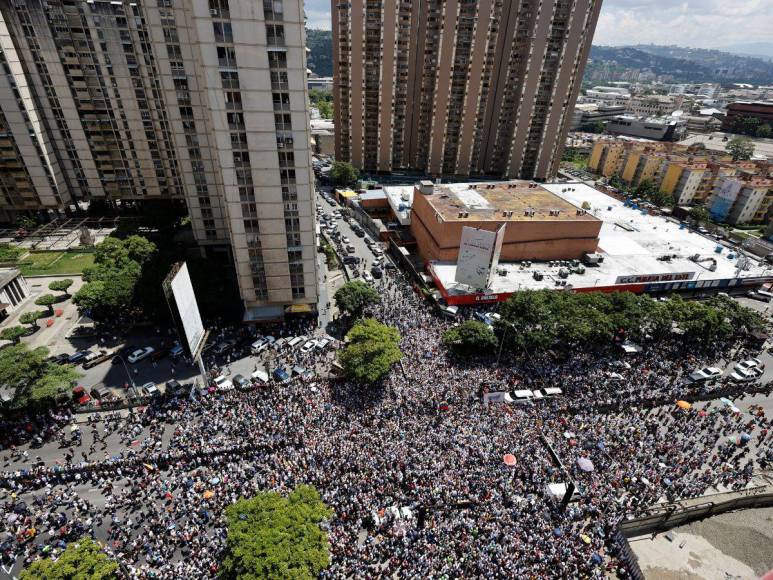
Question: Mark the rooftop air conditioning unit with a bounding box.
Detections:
[458,212,464,218]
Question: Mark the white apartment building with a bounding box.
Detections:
[0,0,317,321]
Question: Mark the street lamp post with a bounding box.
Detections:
[496,321,516,366]
[114,354,138,399]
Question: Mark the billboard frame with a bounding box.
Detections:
[162,262,206,360]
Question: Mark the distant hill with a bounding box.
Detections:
[719,42,773,63]
[306,29,333,77]
[598,45,773,85]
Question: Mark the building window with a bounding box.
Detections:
[213,22,233,43]
[217,46,237,68]
[209,0,230,18]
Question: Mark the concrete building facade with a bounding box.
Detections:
[410,180,602,263]
[0,0,317,320]
[0,268,28,319]
[333,0,603,181]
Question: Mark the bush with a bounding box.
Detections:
[0,243,24,262]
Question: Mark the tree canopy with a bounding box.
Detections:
[19,310,45,328]
[20,537,119,580]
[498,290,764,354]
[49,279,74,297]
[35,293,57,314]
[0,343,81,408]
[727,136,754,161]
[334,280,379,316]
[442,320,498,355]
[0,325,27,343]
[329,161,359,186]
[221,485,333,580]
[689,205,710,224]
[73,235,157,319]
[338,318,402,383]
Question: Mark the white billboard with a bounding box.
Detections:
[165,262,205,358]
[455,226,505,289]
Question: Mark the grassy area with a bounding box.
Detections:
[18,251,95,276]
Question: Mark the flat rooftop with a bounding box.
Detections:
[424,181,599,223]
[431,183,770,295]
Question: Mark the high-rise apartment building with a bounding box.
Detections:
[333,0,602,181]
[0,0,317,321]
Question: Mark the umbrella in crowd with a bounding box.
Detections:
[503,454,517,466]
[577,457,595,472]
[676,400,692,410]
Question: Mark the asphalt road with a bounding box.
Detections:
[316,188,392,278]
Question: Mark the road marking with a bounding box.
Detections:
[1,563,13,575]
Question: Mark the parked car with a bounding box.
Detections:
[232,374,250,389]
[127,347,155,364]
[354,229,366,238]
[82,349,114,369]
[346,244,356,253]
[371,267,383,279]
[48,353,71,365]
[67,351,91,364]
[343,256,360,265]
[687,366,723,383]
[140,382,160,397]
[729,368,759,383]
[735,358,764,372]
[362,271,374,283]
[315,338,330,350]
[342,236,350,244]
[301,340,317,354]
[213,375,233,391]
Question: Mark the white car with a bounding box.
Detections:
[300,340,317,354]
[362,271,374,283]
[729,368,759,383]
[213,375,234,391]
[342,236,350,244]
[371,247,383,256]
[735,358,764,372]
[140,382,160,397]
[128,347,155,364]
[315,338,330,350]
[687,366,723,383]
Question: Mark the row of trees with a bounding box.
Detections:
[730,115,772,140]
[20,485,332,580]
[333,281,403,383]
[497,290,764,354]
[0,280,74,345]
[441,291,765,359]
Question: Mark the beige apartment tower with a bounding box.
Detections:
[333,0,602,181]
[0,0,317,320]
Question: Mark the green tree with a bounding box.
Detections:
[338,318,402,383]
[0,325,27,344]
[20,537,119,580]
[73,236,155,320]
[727,136,754,161]
[49,278,74,298]
[19,310,45,330]
[221,485,333,580]
[329,161,359,186]
[689,205,710,224]
[317,100,333,119]
[0,343,80,408]
[757,124,772,138]
[334,280,379,316]
[35,294,57,315]
[442,320,498,355]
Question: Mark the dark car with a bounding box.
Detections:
[233,374,250,390]
[371,267,383,279]
[47,353,71,365]
[343,256,360,265]
[67,350,90,364]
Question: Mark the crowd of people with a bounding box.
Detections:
[1,270,771,578]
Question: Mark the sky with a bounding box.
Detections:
[303,0,773,50]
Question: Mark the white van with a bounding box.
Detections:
[512,389,534,404]
[288,336,306,349]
